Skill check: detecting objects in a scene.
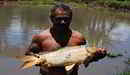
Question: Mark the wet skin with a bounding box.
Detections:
[25,28,86,75]
[25,4,107,75]
[25,4,86,75]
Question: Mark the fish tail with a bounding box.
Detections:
[19,56,39,69]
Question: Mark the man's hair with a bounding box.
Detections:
[50,4,72,18]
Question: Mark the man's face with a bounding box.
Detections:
[54,16,70,25]
[52,8,71,28]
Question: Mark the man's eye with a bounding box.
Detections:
[54,17,70,22]
[55,17,61,21]
[64,18,69,22]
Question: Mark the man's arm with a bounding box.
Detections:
[25,35,42,55]
[78,34,107,67]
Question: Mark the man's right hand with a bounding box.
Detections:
[84,48,107,67]
[91,48,107,62]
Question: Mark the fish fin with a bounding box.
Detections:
[65,64,75,71]
[20,56,36,62]
[20,60,36,69]
[19,56,38,69]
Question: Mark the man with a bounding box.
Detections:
[25,4,106,75]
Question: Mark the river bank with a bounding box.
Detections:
[87,1,130,12]
[0,1,130,75]
[0,1,130,12]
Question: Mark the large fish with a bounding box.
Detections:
[20,45,106,71]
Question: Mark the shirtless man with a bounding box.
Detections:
[25,4,106,75]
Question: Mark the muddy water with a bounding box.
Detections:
[0,7,130,75]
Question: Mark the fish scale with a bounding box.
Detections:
[20,45,103,71]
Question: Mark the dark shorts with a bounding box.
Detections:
[40,66,67,75]
[40,65,78,75]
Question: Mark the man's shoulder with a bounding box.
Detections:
[71,30,86,45]
[72,30,84,38]
[32,29,51,39]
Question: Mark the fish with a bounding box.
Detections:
[19,45,106,71]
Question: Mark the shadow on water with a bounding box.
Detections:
[0,7,130,75]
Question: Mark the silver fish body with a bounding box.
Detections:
[20,45,98,70]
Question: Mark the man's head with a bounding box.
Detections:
[50,4,72,29]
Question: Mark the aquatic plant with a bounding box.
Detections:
[116,72,130,75]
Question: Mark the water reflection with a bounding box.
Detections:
[0,7,130,75]
[72,8,130,75]
[6,15,24,46]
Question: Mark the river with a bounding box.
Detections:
[0,6,130,75]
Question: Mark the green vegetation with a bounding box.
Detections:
[0,0,130,11]
[96,0,130,11]
[107,52,123,58]
[116,72,130,75]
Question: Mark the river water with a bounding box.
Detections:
[0,7,130,75]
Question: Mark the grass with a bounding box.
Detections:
[116,72,130,75]
[0,1,88,8]
[1,0,130,12]
[96,0,130,11]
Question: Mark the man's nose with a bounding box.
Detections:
[61,20,65,24]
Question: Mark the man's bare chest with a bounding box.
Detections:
[40,37,80,51]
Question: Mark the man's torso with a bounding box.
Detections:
[35,29,84,52]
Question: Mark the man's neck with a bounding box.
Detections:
[51,26,71,33]
[50,26,72,47]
